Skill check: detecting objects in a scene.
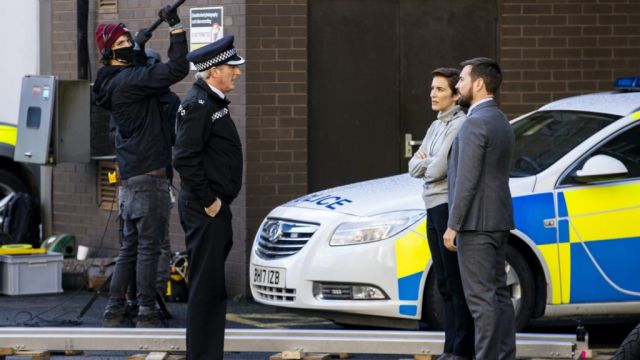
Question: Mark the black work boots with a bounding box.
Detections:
[102,309,132,328]
[135,310,164,328]
[102,305,164,328]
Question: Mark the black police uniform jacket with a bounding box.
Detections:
[93,32,189,180]
[173,78,243,208]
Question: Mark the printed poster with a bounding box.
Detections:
[189,7,224,52]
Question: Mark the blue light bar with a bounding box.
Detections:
[614,77,640,90]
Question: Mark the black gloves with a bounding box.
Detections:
[134,28,152,47]
[159,5,181,27]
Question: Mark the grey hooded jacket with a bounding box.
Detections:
[408,106,466,209]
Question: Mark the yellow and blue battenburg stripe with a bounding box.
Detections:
[513,184,640,306]
[394,219,430,316]
[558,183,640,303]
[394,182,640,316]
[513,193,565,304]
[0,124,18,146]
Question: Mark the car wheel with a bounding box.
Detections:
[613,322,640,360]
[0,169,29,199]
[507,245,535,331]
[421,269,444,330]
[421,244,535,331]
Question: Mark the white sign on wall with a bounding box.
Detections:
[189,6,224,52]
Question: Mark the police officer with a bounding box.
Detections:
[92,6,189,328]
[173,36,244,360]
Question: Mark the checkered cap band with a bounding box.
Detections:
[193,48,237,71]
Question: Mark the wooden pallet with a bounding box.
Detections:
[127,352,186,360]
[0,348,50,360]
[269,352,331,360]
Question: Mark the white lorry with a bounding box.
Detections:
[0,0,46,199]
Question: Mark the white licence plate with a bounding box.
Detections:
[251,265,285,288]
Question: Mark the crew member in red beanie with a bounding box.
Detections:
[92,6,189,328]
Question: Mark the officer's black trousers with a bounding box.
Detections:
[178,193,233,360]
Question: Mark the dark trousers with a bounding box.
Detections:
[107,176,169,313]
[457,230,516,360]
[178,191,233,360]
[426,203,474,357]
[123,196,173,304]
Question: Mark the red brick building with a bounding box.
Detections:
[48,0,640,297]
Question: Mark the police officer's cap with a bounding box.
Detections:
[187,35,245,71]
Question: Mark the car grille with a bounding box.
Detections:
[256,219,319,259]
[253,285,296,302]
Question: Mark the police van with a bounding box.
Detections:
[0,1,42,200]
[249,78,640,330]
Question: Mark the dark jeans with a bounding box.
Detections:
[178,191,233,360]
[427,203,474,357]
[122,189,173,303]
[106,175,170,314]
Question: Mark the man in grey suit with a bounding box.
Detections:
[443,57,516,360]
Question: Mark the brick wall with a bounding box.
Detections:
[51,0,122,256]
[50,0,249,296]
[51,0,79,80]
[500,0,640,119]
[245,0,308,260]
[52,163,121,255]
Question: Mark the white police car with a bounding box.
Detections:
[250,78,640,330]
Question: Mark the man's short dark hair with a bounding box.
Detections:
[460,57,502,95]
[431,67,460,95]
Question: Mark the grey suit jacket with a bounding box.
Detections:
[447,99,515,231]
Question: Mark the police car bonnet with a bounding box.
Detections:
[187,35,245,71]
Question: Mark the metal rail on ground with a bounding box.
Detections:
[0,328,588,359]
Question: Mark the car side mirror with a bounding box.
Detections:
[574,154,628,183]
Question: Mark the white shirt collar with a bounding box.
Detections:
[206,82,226,99]
[468,96,494,115]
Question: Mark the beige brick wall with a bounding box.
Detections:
[500,0,640,119]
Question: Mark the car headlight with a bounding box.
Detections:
[329,210,425,246]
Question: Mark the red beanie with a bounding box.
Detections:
[96,23,129,54]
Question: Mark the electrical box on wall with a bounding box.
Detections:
[14,76,55,164]
[14,75,90,165]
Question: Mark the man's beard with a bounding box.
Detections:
[457,92,472,109]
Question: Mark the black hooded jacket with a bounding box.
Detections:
[93,31,189,179]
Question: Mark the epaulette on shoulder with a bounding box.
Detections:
[182,97,207,109]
